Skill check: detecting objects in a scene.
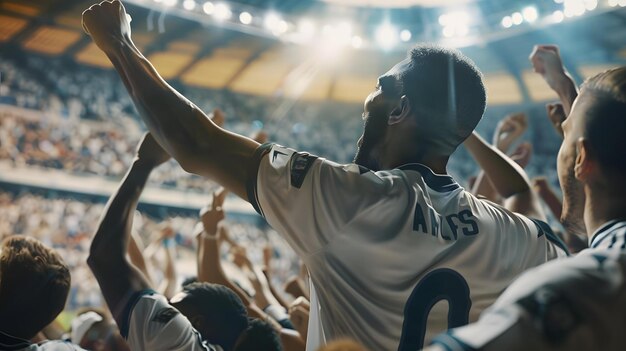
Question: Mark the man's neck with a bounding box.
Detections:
[584,185,626,238]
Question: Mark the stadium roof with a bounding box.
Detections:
[1,0,625,105]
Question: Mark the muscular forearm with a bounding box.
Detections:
[197,234,251,303]
[90,160,151,265]
[88,159,153,317]
[128,231,154,285]
[198,233,226,283]
[553,74,578,116]
[537,184,563,220]
[465,132,531,198]
[470,171,502,203]
[104,40,257,198]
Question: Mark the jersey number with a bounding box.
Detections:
[397,268,471,351]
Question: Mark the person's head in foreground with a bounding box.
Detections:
[169,282,282,351]
[354,45,486,172]
[0,235,71,340]
[557,66,626,233]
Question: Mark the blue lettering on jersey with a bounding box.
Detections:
[413,203,428,233]
[458,210,479,236]
[413,204,479,240]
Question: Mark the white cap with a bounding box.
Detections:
[71,311,103,344]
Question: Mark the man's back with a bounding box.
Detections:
[430,226,626,351]
[248,144,567,350]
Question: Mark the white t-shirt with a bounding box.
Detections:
[432,221,626,351]
[0,334,85,351]
[247,144,568,351]
[121,290,220,351]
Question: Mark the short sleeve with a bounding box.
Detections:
[247,143,408,256]
[124,291,209,351]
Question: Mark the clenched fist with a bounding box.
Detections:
[82,0,132,54]
[529,45,569,91]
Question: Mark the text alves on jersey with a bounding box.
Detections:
[413,203,479,240]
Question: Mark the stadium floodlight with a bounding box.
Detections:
[337,22,352,40]
[182,0,196,10]
[264,13,281,31]
[351,35,363,49]
[202,1,214,14]
[438,11,469,27]
[552,10,565,22]
[275,20,288,35]
[375,23,399,50]
[608,0,618,6]
[442,26,454,38]
[214,3,232,21]
[585,0,598,10]
[239,12,252,25]
[563,0,586,17]
[501,16,513,28]
[298,19,316,40]
[511,12,523,25]
[619,0,626,7]
[522,6,538,23]
[163,0,177,7]
[456,25,468,36]
[400,29,412,42]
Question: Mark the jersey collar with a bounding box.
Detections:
[589,219,626,248]
[397,163,461,193]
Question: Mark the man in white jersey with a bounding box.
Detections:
[82,2,567,349]
[424,63,626,351]
[88,133,282,351]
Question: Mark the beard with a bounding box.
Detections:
[353,111,389,171]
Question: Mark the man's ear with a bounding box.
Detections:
[388,95,411,125]
[574,138,594,181]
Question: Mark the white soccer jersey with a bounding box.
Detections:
[120,290,220,351]
[0,333,86,351]
[431,221,626,351]
[246,144,568,351]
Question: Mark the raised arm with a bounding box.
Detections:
[87,133,171,327]
[471,113,527,202]
[529,45,578,115]
[82,1,258,199]
[158,227,178,299]
[464,132,546,221]
[196,189,253,306]
[127,230,154,286]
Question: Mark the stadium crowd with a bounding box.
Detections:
[1,1,626,351]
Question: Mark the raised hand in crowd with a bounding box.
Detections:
[288,297,310,343]
[509,142,532,169]
[493,112,528,153]
[472,113,528,202]
[262,245,291,310]
[90,133,281,350]
[529,45,578,114]
[546,102,567,138]
[465,131,545,221]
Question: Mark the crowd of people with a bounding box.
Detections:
[2,1,626,350]
[1,50,564,192]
